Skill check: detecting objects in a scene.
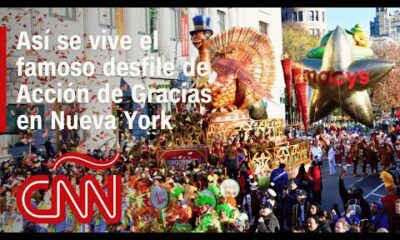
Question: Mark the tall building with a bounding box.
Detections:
[281,8,327,38]
[0,8,284,152]
[370,7,400,43]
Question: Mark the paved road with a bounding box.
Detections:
[319,158,386,213]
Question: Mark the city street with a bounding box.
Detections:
[320,158,387,213]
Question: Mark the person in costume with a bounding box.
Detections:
[167,185,193,232]
[379,142,394,171]
[90,207,107,232]
[34,190,52,232]
[193,193,222,232]
[379,171,400,232]
[216,203,232,229]
[328,145,336,176]
[366,140,379,176]
[1,198,23,232]
[211,138,224,166]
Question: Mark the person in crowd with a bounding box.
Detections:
[269,163,289,195]
[380,142,394,171]
[308,161,322,205]
[359,139,369,176]
[352,141,362,177]
[366,141,379,176]
[343,199,361,226]
[335,218,350,233]
[391,199,400,233]
[305,216,321,233]
[307,203,322,219]
[242,182,261,232]
[256,201,280,233]
[311,140,323,166]
[368,201,389,232]
[317,210,332,233]
[329,204,341,229]
[339,169,371,220]
[291,189,310,229]
[335,141,344,167]
[328,145,336,176]
[276,185,297,232]
[294,164,314,200]
[379,171,400,232]
[222,145,243,180]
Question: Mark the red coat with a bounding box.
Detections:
[381,193,400,229]
[310,167,322,192]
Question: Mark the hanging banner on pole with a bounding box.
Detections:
[180,8,189,57]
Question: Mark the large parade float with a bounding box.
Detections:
[153,16,311,179]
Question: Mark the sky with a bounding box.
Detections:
[326,7,400,37]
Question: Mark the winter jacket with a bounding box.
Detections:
[319,219,332,233]
[292,201,311,228]
[256,213,280,233]
[339,178,371,219]
[370,209,389,230]
[270,167,289,193]
[309,166,322,193]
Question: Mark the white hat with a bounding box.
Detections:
[267,188,277,198]
[270,182,275,187]
[153,176,162,180]
[250,182,258,191]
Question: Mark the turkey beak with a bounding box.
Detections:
[193,39,202,49]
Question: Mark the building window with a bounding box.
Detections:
[322,12,325,22]
[50,8,77,21]
[309,11,315,21]
[196,8,205,15]
[316,11,319,21]
[170,8,181,41]
[299,11,303,22]
[292,11,297,21]
[259,21,269,35]
[316,29,320,37]
[99,8,116,28]
[217,10,226,32]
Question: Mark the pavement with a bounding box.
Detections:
[319,158,386,213]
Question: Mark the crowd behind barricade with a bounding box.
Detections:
[0,119,400,233]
